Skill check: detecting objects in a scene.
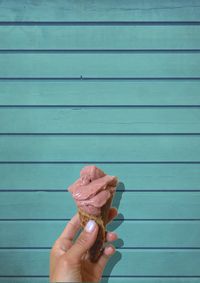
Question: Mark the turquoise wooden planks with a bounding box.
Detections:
[0,136,199,161]
[0,0,200,21]
[1,192,200,219]
[1,81,200,106]
[1,220,200,248]
[0,164,200,190]
[0,0,199,280]
[0,54,200,78]
[1,249,200,276]
[1,107,200,133]
[0,279,200,283]
[1,26,200,49]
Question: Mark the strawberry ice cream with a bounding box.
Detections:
[68,165,118,216]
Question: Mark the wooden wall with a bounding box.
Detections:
[0,0,200,282]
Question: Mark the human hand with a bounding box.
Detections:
[50,207,118,282]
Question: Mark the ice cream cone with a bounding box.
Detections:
[79,195,113,262]
[68,165,118,262]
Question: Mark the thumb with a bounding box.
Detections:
[67,219,98,261]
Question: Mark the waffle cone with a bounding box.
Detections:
[78,195,113,262]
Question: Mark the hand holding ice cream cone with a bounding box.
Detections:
[50,208,118,282]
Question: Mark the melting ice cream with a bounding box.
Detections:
[68,165,118,216]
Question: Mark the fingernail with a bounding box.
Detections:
[106,246,115,255]
[85,220,96,233]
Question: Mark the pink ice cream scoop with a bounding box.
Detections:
[68,165,118,216]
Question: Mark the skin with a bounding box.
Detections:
[50,207,118,282]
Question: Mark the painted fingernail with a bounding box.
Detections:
[85,220,96,233]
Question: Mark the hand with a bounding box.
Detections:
[50,208,118,282]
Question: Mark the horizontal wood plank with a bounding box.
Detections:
[1,26,200,49]
[0,0,200,21]
[1,0,200,280]
[0,249,200,276]
[1,81,200,106]
[0,136,199,161]
[1,220,200,248]
[0,164,199,190]
[1,108,200,133]
[0,54,200,78]
[0,192,200,219]
[0,279,199,283]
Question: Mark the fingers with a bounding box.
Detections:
[59,208,117,241]
[67,220,99,262]
[104,245,115,256]
[50,214,81,271]
[106,207,118,224]
[106,231,118,242]
[57,209,118,265]
[96,244,115,271]
[59,213,81,241]
[95,229,117,272]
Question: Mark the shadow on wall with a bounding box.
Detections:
[103,181,125,283]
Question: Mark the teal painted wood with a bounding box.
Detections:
[1,249,200,276]
[0,0,200,280]
[1,192,200,219]
[1,220,200,248]
[0,54,200,78]
[0,136,199,161]
[1,108,200,133]
[0,279,200,283]
[1,164,199,190]
[1,81,200,106]
[0,0,200,21]
[1,26,200,49]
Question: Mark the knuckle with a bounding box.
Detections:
[76,233,88,248]
[61,256,70,268]
[50,239,65,258]
[61,255,79,268]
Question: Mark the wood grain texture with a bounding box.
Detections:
[0,53,200,78]
[1,107,200,133]
[0,163,199,190]
[1,220,200,248]
[1,26,200,49]
[0,0,200,279]
[0,81,200,106]
[1,192,200,219]
[0,0,200,21]
[0,136,199,161]
[0,279,200,283]
[0,249,200,276]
